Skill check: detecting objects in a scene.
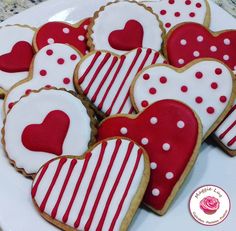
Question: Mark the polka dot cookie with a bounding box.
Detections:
[98,100,202,215]
[143,0,210,32]
[34,18,91,55]
[165,22,236,72]
[131,59,235,139]
[4,43,82,115]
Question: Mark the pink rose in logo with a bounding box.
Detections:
[200,196,220,215]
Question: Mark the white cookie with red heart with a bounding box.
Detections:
[89,1,164,55]
[4,43,82,115]
[131,59,235,139]
[75,48,165,118]
[2,88,97,177]
[142,0,210,32]
[32,138,150,231]
[0,25,35,93]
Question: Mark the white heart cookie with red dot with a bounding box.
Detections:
[32,138,149,231]
[131,59,235,138]
[4,43,81,115]
[142,0,210,32]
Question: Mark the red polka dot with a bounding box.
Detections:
[165,23,171,28]
[40,70,47,76]
[70,54,77,60]
[46,49,53,56]
[211,82,218,89]
[160,10,166,15]
[141,100,149,108]
[185,0,191,5]
[207,107,215,114]
[8,102,14,109]
[63,78,71,84]
[169,0,175,4]
[57,58,65,65]
[45,85,52,88]
[220,96,227,103]
[181,86,188,92]
[195,72,203,79]
[175,12,181,17]
[196,3,202,8]
[149,88,157,95]
[189,12,195,17]
[25,89,31,95]
[215,68,222,75]
[160,76,167,84]
[143,74,150,80]
[195,97,203,104]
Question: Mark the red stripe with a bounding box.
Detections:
[84,139,122,230]
[128,107,135,114]
[91,56,119,102]
[84,53,111,95]
[95,141,135,231]
[79,52,101,84]
[105,48,142,115]
[39,158,67,212]
[51,159,77,219]
[151,52,160,64]
[98,56,126,110]
[109,148,143,231]
[74,141,108,228]
[227,136,236,146]
[219,120,236,139]
[62,153,92,223]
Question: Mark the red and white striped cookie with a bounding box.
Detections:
[74,48,165,118]
[32,138,150,231]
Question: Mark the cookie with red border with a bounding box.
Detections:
[88,1,164,55]
[74,48,166,118]
[98,100,202,215]
[3,43,82,115]
[2,88,97,177]
[32,138,150,230]
[33,18,91,55]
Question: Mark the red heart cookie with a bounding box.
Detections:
[32,138,150,231]
[98,100,202,215]
[165,22,236,71]
[34,18,91,55]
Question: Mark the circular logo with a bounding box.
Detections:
[189,185,230,226]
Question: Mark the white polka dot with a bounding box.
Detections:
[193,51,200,57]
[234,66,236,71]
[120,127,128,135]
[210,46,217,52]
[224,38,231,45]
[84,25,88,30]
[78,35,85,41]
[166,172,174,180]
[150,162,157,170]
[47,38,54,44]
[162,143,171,151]
[197,36,204,42]
[178,59,185,65]
[177,120,185,128]
[85,50,89,54]
[180,39,187,45]
[141,138,149,145]
[152,188,160,196]
[223,55,229,61]
[63,28,70,34]
[150,117,158,124]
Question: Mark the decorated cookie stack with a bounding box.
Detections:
[0,0,235,230]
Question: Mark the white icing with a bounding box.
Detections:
[143,0,208,32]
[132,60,233,135]
[4,43,81,115]
[91,1,163,54]
[4,89,92,174]
[33,139,145,231]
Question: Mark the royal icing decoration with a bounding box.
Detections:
[89,1,163,55]
[98,100,201,214]
[4,43,81,115]
[131,60,234,138]
[143,0,209,32]
[34,18,91,55]
[32,138,149,230]
[214,100,236,155]
[165,22,236,72]
[75,48,165,117]
[0,25,35,91]
[3,89,96,176]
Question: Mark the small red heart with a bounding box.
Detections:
[22,110,70,156]
[0,41,34,73]
[108,20,144,51]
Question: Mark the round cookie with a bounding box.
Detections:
[88,1,164,55]
[2,88,97,177]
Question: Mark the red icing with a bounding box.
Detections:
[98,100,199,212]
[0,41,34,73]
[108,20,144,51]
[22,110,70,156]
[166,23,236,71]
[35,18,91,55]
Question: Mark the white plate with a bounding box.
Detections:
[0,0,236,231]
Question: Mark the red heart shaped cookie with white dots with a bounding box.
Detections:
[32,138,150,231]
[165,22,236,72]
[98,100,202,215]
[131,59,235,139]
[34,18,91,55]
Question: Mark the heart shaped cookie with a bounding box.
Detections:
[74,48,165,118]
[164,22,236,72]
[2,88,97,177]
[131,59,235,139]
[98,100,202,215]
[34,18,91,55]
[32,138,150,231]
